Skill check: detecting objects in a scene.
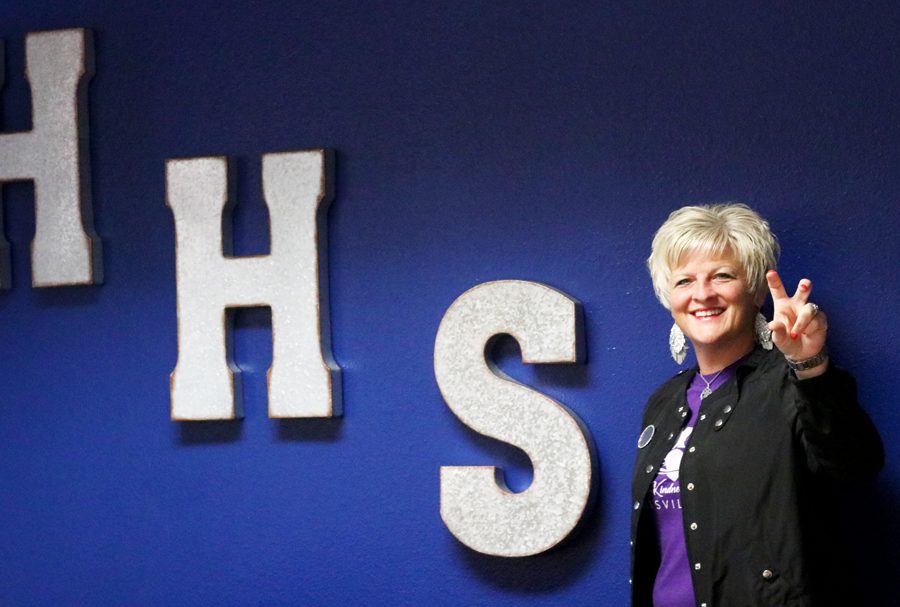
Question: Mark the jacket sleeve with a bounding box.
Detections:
[792,361,884,481]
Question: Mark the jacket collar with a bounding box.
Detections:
[681,345,769,383]
[667,346,769,431]
[736,345,770,374]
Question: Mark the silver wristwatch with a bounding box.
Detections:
[785,348,829,371]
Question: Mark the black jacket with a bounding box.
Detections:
[630,347,883,607]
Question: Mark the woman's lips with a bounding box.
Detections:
[691,308,724,318]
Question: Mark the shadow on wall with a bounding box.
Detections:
[177,419,243,444]
[175,404,344,444]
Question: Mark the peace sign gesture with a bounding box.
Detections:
[766,270,828,367]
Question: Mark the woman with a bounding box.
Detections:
[630,203,883,607]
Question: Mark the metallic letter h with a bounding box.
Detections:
[166,150,341,421]
[0,29,102,288]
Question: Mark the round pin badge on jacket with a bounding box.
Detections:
[637,424,655,448]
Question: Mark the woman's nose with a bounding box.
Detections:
[692,279,715,300]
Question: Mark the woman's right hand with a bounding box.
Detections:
[766,270,829,377]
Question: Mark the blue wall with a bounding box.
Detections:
[1,2,897,604]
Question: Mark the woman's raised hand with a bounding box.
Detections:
[766,270,828,363]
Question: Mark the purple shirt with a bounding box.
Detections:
[650,363,738,607]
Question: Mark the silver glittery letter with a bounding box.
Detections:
[0,29,102,288]
[166,150,340,421]
[435,280,594,557]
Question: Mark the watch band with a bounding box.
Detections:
[785,348,828,371]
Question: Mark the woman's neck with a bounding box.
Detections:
[694,337,756,375]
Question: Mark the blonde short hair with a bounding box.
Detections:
[647,203,779,309]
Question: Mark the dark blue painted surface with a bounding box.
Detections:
[1,2,898,604]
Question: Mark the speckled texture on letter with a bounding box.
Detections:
[435,280,594,557]
[0,29,102,288]
[165,150,340,421]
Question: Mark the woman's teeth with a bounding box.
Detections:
[693,309,722,318]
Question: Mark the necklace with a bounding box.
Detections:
[698,369,725,400]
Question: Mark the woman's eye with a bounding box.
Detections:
[714,273,735,280]
[674,278,690,287]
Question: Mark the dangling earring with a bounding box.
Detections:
[755,312,773,350]
[669,323,688,364]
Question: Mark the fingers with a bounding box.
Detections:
[767,270,825,348]
[793,278,812,305]
[790,303,827,339]
[768,271,814,303]
[768,318,790,348]
[766,270,789,301]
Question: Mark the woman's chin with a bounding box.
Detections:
[686,332,727,348]
[688,332,756,357]
[688,329,743,347]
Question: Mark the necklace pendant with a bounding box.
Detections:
[700,386,712,400]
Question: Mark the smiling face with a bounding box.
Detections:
[669,250,761,368]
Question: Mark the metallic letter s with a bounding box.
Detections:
[435,280,594,557]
